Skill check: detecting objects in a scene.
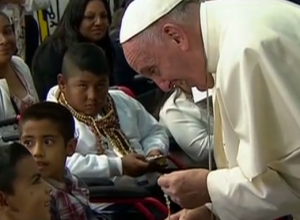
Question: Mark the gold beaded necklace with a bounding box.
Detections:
[57,91,134,156]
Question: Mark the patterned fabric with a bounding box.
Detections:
[10,65,37,114]
[49,169,107,220]
[58,92,134,156]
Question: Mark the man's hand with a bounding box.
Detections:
[167,209,187,220]
[158,169,210,209]
[167,206,214,220]
[122,153,149,177]
[147,149,163,157]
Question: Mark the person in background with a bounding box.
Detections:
[109,6,136,92]
[109,8,125,41]
[20,102,110,220]
[0,12,38,133]
[32,0,114,100]
[110,1,156,95]
[0,142,51,220]
[155,81,214,165]
[0,0,50,60]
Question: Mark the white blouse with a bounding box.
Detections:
[159,90,214,163]
[0,56,38,133]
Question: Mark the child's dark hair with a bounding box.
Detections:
[20,102,75,143]
[0,142,31,194]
[62,42,110,78]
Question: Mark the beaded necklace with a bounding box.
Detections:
[57,92,134,156]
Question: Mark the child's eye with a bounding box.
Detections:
[44,139,53,145]
[98,84,106,89]
[22,140,33,147]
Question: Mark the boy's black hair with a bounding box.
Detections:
[0,142,31,194]
[20,102,75,143]
[62,42,110,79]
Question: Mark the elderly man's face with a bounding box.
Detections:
[122,43,185,91]
[122,28,210,92]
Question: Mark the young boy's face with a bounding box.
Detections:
[58,70,109,116]
[0,155,51,220]
[20,119,75,181]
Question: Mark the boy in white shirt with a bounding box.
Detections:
[47,42,169,183]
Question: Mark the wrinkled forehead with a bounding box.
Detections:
[122,40,154,74]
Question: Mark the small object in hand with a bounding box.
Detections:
[146,155,168,167]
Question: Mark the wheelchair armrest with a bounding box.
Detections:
[89,185,151,199]
[81,178,114,186]
[1,131,19,142]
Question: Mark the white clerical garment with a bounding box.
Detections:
[197,0,300,219]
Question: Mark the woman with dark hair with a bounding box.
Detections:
[155,81,214,165]
[0,12,38,132]
[31,0,114,100]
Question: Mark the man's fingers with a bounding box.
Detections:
[158,174,171,188]
[165,211,182,220]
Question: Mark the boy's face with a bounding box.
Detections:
[0,155,51,220]
[20,119,75,181]
[58,70,109,116]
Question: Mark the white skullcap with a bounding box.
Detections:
[120,0,183,44]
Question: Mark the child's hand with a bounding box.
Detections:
[147,149,163,157]
[121,153,149,177]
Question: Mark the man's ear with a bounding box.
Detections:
[162,23,189,51]
[66,138,77,156]
[57,74,66,92]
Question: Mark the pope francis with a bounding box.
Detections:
[120,0,300,219]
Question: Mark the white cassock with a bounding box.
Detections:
[195,0,300,219]
[120,0,300,219]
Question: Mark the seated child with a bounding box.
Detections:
[0,142,51,220]
[19,102,109,220]
[46,42,169,182]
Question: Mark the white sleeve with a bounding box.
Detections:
[23,0,51,12]
[208,168,300,220]
[117,91,169,155]
[66,153,122,179]
[208,25,300,219]
[159,96,212,162]
[136,100,169,155]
